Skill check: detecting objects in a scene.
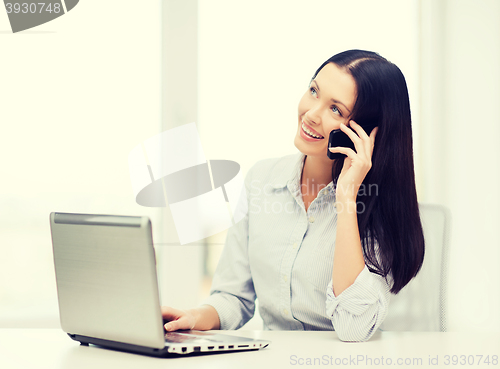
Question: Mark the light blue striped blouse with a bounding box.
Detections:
[202,152,392,342]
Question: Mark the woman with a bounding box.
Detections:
[162,50,425,342]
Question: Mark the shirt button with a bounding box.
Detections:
[292,242,298,249]
[308,216,315,223]
[283,309,289,315]
[283,274,288,282]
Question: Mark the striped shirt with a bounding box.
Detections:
[202,152,391,341]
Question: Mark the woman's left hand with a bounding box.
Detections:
[328,120,378,202]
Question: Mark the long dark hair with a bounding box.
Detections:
[312,50,425,294]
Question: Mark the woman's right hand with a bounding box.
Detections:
[161,306,197,332]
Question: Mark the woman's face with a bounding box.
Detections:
[294,62,357,160]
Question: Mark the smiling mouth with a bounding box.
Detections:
[301,122,324,139]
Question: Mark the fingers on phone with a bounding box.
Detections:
[329,146,356,159]
[339,122,363,155]
[350,120,370,139]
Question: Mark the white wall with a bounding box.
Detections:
[419,0,500,332]
[445,0,500,332]
[0,1,161,327]
[157,0,205,310]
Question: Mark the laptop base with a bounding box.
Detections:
[68,333,265,358]
[69,333,171,357]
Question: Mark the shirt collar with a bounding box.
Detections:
[269,152,336,196]
[269,152,305,190]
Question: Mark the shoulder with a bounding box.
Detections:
[249,153,298,175]
[245,153,301,185]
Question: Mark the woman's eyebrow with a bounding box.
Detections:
[312,80,352,114]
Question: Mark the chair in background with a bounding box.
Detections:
[380,203,451,332]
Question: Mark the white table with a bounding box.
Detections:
[1,329,499,369]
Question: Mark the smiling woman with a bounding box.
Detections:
[162,49,425,342]
[295,62,358,192]
[302,50,425,297]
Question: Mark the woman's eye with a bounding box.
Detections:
[308,86,342,116]
[331,105,342,116]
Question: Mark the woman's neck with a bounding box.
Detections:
[300,155,334,199]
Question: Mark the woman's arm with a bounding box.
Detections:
[329,121,378,295]
[327,122,391,342]
[162,164,258,332]
[326,265,391,342]
[328,188,392,343]
[331,197,365,296]
[161,211,255,332]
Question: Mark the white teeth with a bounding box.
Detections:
[301,123,323,139]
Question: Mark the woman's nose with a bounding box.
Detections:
[304,107,321,125]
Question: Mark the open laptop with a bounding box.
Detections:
[49,212,270,357]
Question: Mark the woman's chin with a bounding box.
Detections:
[294,134,325,157]
[294,135,309,155]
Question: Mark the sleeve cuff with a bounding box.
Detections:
[326,265,386,317]
[201,292,251,330]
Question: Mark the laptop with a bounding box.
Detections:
[49,212,270,357]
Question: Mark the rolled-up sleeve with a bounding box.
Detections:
[326,265,391,342]
[201,167,256,330]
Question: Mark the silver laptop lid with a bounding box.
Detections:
[50,212,165,349]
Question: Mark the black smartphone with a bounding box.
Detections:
[327,123,377,160]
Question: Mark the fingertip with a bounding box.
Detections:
[329,146,344,152]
